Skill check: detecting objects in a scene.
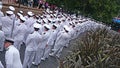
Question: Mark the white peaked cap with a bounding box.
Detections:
[53,14,56,16]
[48,18,52,22]
[64,25,70,32]
[33,23,41,28]
[9,6,15,11]
[17,13,22,17]
[44,24,50,29]
[50,14,53,16]
[50,11,53,13]
[43,18,48,23]
[40,15,43,18]
[53,24,58,28]
[6,11,13,15]
[20,16,26,21]
[52,19,56,23]
[5,37,14,43]
[36,20,41,23]
[19,11,23,14]
[27,11,34,16]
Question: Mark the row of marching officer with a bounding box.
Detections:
[0,5,73,68]
[0,2,100,68]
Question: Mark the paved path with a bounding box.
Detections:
[38,46,72,68]
[38,56,59,68]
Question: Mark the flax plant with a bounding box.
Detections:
[62,27,120,68]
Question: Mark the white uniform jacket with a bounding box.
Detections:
[47,30,59,46]
[26,31,42,51]
[55,30,71,48]
[40,31,51,49]
[1,16,13,37]
[5,45,22,68]
[13,23,27,43]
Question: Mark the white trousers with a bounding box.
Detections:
[52,44,64,57]
[34,48,44,65]
[42,45,53,59]
[23,50,35,68]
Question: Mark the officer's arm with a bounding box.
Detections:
[47,35,52,45]
[25,35,32,46]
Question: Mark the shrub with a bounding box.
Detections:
[62,27,120,68]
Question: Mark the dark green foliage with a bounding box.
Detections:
[46,0,120,24]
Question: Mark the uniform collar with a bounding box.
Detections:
[6,45,13,51]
